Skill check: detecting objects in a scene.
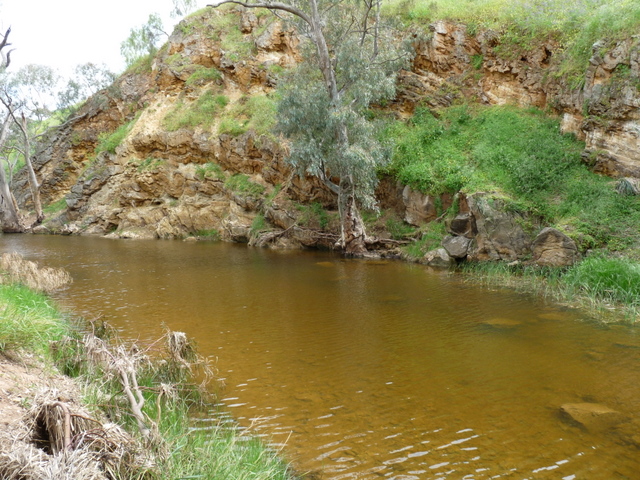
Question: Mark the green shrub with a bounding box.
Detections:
[387,103,640,252]
[224,173,266,196]
[219,94,278,138]
[136,157,166,172]
[96,119,136,154]
[164,91,228,131]
[194,229,221,240]
[297,202,329,230]
[250,214,268,235]
[386,217,416,239]
[186,66,222,87]
[43,198,68,215]
[403,222,447,258]
[195,162,224,180]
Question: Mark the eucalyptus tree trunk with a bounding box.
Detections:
[208,0,371,256]
[0,113,23,232]
[15,113,44,224]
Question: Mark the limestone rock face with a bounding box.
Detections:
[532,227,578,267]
[404,21,640,179]
[560,403,629,433]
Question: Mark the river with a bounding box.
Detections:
[2,234,640,479]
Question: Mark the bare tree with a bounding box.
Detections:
[0,27,14,73]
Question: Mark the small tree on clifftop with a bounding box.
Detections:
[209,0,409,255]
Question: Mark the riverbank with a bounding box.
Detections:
[0,255,297,480]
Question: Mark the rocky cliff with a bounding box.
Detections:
[15,8,640,264]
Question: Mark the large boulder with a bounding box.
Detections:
[466,193,537,261]
[560,403,629,433]
[442,235,472,259]
[421,248,455,268]
[532,227,579,267]
[447,212,477,238]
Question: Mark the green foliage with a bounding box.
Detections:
[185,66,222,87]
[471,54,484,70]
[120,13,165,68]
[386,217,416,239]
[564,255,640,309]
[194,228,221,240]
[0,284,70,354]
[297,202,330,230]
[274,2,409,211]
[164,91,228,131]
[403,222,447,258]
[388,103,640,252]
[43,198,68,216]
[136,157,166,172]
[225,173,266,196]
[219,94,278,137]
[96,119,136,154]
[250,214,268,235]
[195,162,224,180]
[385,0,640,83]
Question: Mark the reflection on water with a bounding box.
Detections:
[2,235,640,479]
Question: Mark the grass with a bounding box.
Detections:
[225,173,266,196]
[186,65,223,87]
[403,221,448,257]
[196,162,225,180]
[461,255,640,321]
[194,228,221,240]
[0,284,71,355]
[384,0,640,83]
[219,94,278,138]
[136,156,166,172]
[95,118,137,154]
[164,90,229,131]
[296,202,329,230]
[43,198,68,216]
[384,104,640,252]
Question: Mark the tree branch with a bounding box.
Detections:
[208,0,313,26]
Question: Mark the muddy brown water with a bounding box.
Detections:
[3,234,640,479]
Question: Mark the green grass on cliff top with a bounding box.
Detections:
[386,0,640,77]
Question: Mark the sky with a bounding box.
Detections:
[1,0,208,77]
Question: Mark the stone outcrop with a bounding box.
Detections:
[421,248,454,268]
[532,227,578,267]
[465,193,538,262]
[560,403,630,433]
[404,21,640,179]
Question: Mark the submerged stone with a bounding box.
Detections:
[560,403,629,432]
[481,317,523,328]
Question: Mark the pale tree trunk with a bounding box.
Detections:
[15,113,44,224]
[0,113,23,232]
[209,0,372,255]
[338,176,367,255]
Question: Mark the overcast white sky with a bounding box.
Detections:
[1,0,208,76]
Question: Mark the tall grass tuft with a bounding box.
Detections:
[563,256,640,309]
[0,283,71,354]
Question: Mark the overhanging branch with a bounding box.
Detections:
[207,0,313,27]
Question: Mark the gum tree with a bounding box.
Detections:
[0,27,22,231]
[209,0,408,255]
